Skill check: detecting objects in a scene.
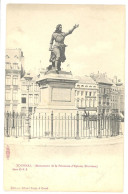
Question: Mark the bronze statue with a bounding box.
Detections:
[49,24,79,72]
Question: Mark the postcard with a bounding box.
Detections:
[3,3,125,192]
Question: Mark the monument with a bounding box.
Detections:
[36,24,79,114]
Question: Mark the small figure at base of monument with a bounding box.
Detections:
[49,24,79,72]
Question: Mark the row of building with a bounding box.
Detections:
[5,49,124,116]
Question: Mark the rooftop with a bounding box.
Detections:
[90,73,113,85]
[74,75,96,84]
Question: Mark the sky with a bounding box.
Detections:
[6,4,125,81]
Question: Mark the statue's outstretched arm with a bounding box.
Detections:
[65,24,79,36]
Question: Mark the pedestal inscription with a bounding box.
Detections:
[52,88,71,102]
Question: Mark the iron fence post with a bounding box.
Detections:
[29,113,32,139]
[97,114,101,138]
[50,111,54,139]
[12,110,15,128]
[76,111,80,139]
[117,116,121,135]
[6,112,9,137]
[106,116,108,138]
[118,116,123,135]
[38,113,40,139]
[111,114,114,136]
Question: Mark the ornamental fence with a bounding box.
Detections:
[4,111,122,139]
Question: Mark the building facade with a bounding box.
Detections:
[20,75,40,114]
[5,49,24,113]
[90,72,124,115]
[115,80,124,115]
[110,84,119,113]
[75,75,98,114]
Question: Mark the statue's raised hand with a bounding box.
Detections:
[74,24,79,29]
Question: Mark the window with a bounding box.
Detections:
[81,91,84,96]
[34,84,39,91]
[77,91,80,96]
[89,99,92,107]
[93,99,96,107]
[13,76,18,85]
[29,83,33,92]
[99,97,101,105]
[6,75,11,85]
[21,107,26,112]
[6,62,11,69]
[89,92,92,96]
[29,94,33,104]
[34,94,39,104]
[101,88,104,93]
[13,63,18,69]
[106,89,109,93]
[106,109,109,113]
[81,99,84,107]
[22,85,26,91]
[103,98,106,104]
[21,95,26,103]
[77,99,79,107]
[6,90,11,100]
[29,107,32,113]
[86,99,89,107]
[99,87,101,93]
[85,91,88,96]
[13,92,18,100]
[93,92,96,96]
[107,98,109,105]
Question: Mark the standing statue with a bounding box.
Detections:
[49,24,79,72]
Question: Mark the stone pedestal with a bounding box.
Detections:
[36,70,78,114]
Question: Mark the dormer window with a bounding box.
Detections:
[5,55,10,58]
[6,62,11,69]
[14,55,19,59]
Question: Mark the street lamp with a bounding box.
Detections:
[24,73,33,139]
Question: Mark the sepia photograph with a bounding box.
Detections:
[2,2,126,192]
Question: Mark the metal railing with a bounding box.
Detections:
[4,111,122,139]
